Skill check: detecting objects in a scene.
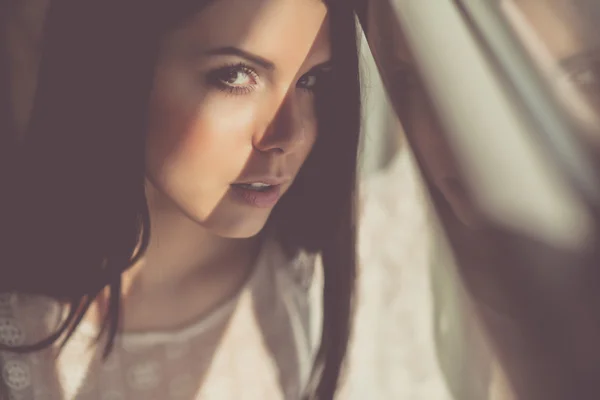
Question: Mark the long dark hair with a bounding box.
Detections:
[0,0,361,398]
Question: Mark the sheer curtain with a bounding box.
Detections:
[345,23,508,400]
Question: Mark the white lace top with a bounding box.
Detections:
[0,238,323,400]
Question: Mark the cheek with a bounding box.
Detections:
[146,82,258,185]
[146,87,196,169]
[298,96,320,155]
[306,126,319,158]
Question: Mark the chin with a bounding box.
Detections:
[148,180,273,239]
[204,219,269,239]
[190,206,272,240]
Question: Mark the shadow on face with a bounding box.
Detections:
[145,0,333,239]
[7,0,334,240]
[2,0,340,398]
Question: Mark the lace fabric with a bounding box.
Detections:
[0,238,320,400]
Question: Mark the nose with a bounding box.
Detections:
[253,93,307,154]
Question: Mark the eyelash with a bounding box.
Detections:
[206,62,326,96]
[206,62,259,95]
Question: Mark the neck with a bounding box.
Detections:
[121,182,261,298]
[87,182,262,332]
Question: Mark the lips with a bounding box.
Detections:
[232,177,290,186]
[231,182,275,192]
[229,182,282,208]
[230,176,290,207]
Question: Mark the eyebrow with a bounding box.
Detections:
[203,46,276,70]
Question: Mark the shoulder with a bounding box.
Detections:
[259,236,320,296]
[256,237,323,388]
[254,237,323,349]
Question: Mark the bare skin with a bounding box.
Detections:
[6,0,331,332]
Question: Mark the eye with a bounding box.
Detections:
[219,67,255,86]
[298,67,334,92]
[207,63,260,95]
[297,73,319,90]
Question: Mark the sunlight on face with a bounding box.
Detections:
[145,0,331,238]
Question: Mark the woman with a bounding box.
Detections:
[0,0,361,398]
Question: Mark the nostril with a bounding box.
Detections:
[253,140,284,154]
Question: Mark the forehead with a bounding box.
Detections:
[166,0,330,69]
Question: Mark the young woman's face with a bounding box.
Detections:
[145,0,331,238]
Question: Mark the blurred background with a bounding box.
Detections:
[345,0,600,399]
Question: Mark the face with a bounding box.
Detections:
[145,0,331,238]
